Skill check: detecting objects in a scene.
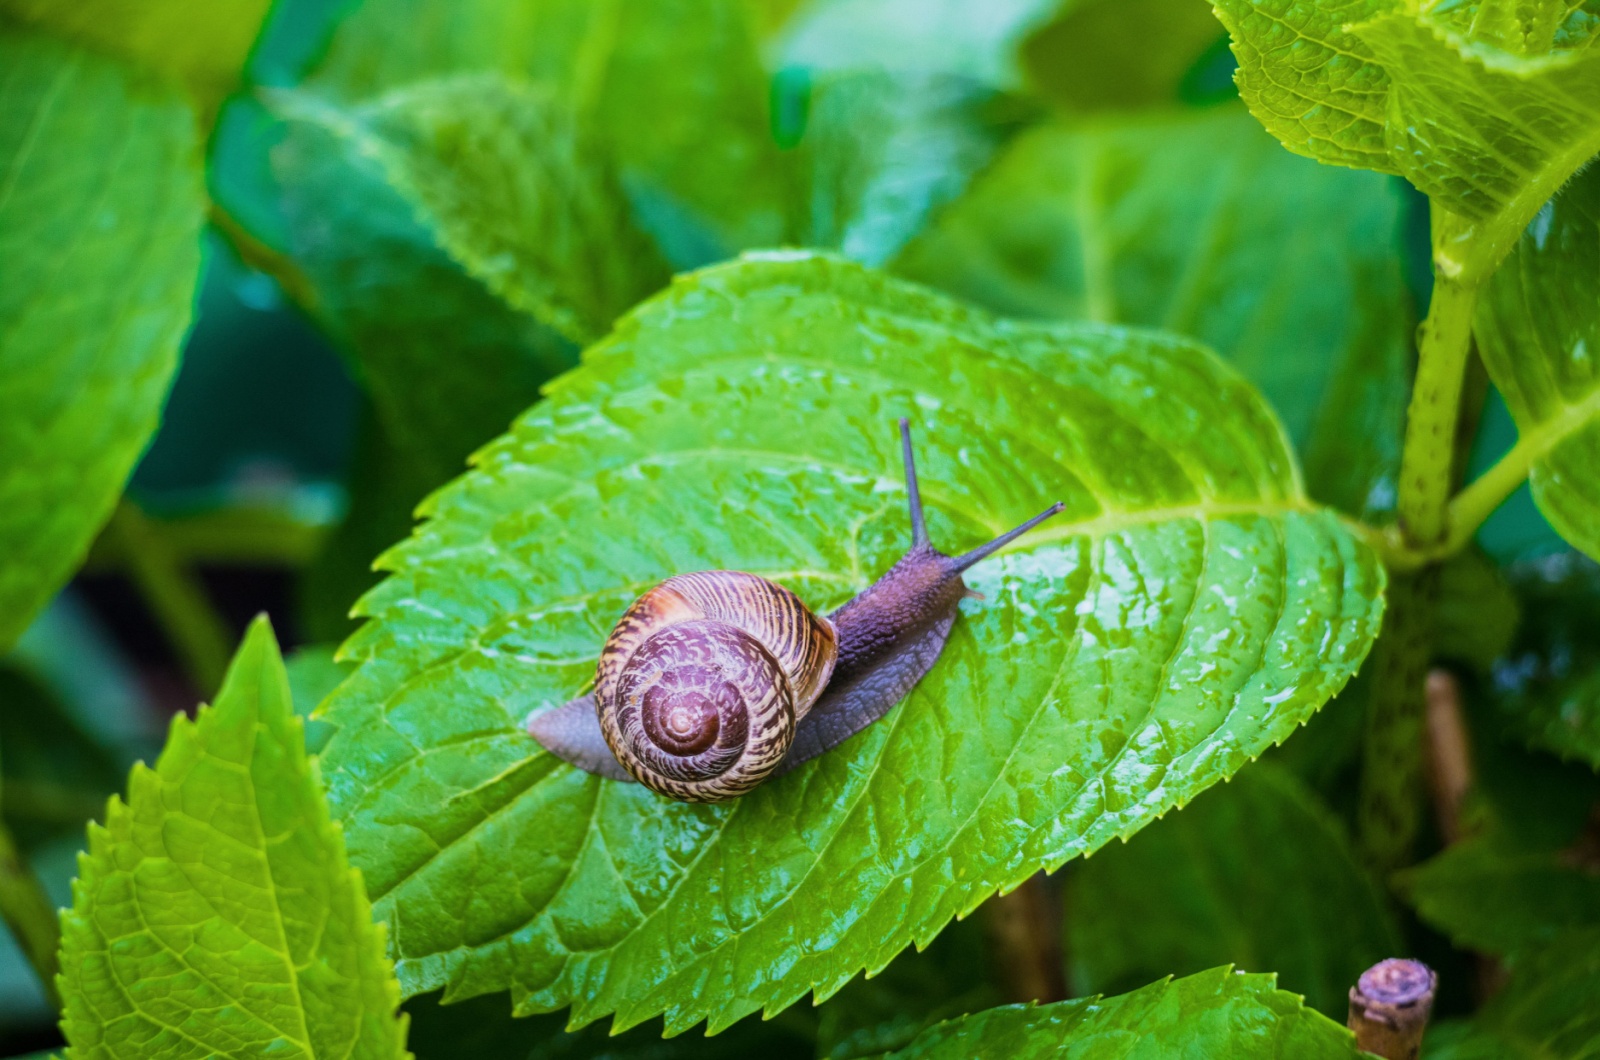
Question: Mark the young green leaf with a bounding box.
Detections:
[1065,762,1398,1017]
[1020,0,1228,112]
[1398,825,1600,963]
[309,0,787,267]
[58,618,409,1059]
[318,252,1384,1034]
[1473,167,1600,563]
[1214,0,1600,278]
[276,75,669,348]
[873,966,1364,1057]
[0,30,203,651]
[0,0,270,114]
[894,104,1411,517]
[1422,928,1600,1059]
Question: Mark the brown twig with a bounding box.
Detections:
[1348,958,1437,1059]
[1422,668,1473,846]
[983,872,1066,1003]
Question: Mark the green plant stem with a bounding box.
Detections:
[1357,570,1440,874]
[1397,276,1481,549]
[0,819,61,1011]
[106,501,234,694]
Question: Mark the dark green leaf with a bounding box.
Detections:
[1490,551,1600,769]
[894,103,1412,517]
[1020,0,1228,112]
[318,253,1384,1033]
[1434,548,1520,670]
[0,667,120,847]
[1399,824,1600,963]
[285,644,350,756]
[1065,761,1397,1017]
[1474,166,1600,563]
[58,618,409,1059]
[876,966,1363,1057]
[1422,928,1600,1059]
[0,29,203,650]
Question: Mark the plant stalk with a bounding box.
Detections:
[1397,276,1480,549]
[0,820,61,1011]
[106,501,234,694]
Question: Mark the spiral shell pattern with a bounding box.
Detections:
[595,571,837,802]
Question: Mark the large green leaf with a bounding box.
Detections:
[318,253,1384,1032]
[894,103,1411,517]
[1490,552,1600,769]
[1423,928,1600,1060]
[1065,761,1397,1016]
[0,0,269,113]
[1474,167,1600,562]
[309,0,787,267]
[874,966,1363,1057]
[1399,825,1600,963]
[0,29,203,650]
[1214,0,1600,277]
[58,618,409,1059]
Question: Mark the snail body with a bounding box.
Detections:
[528,421,1063,803]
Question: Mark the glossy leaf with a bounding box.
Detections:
[1065,762,1398,1017]
[318,252,1384,1032]
[1423,928,1600,1060]
[0,0,269,113]
[1399,825,1600,963]
[58,618,409,1059]
[1020,0,1228,112]
[876,966,1363,1058]
[0,30,203,651]
[894,103,1412,517]
[1214,0,1600,277]
[309,0,786,267]
[1474,166,1600,562]
[1491,552,1600,769]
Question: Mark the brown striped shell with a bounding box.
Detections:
[594,571,839,802]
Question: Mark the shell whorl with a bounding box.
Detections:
[595,571,838,802]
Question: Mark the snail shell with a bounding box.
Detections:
[595,571,837,802]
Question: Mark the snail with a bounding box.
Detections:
[526,420,1064,802]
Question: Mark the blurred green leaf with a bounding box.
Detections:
[285,644,350,755]
[0,29,203,651]
[318,252,1383,1033]
[1065,761,1397,1017]
[1214,0,1600,278]
[875,966,1363,1057]
[1019,0,1227,112]
[1490,551,1600,770]
[894,103,1412,517]
[1434,548,1520,670]
[0,667,120,847]
[1474,166,1600,562]
[309,0,787,268]
[58,618,409,1059]
[278,74,668,346]
[1422,928,1600,1059]
[0,0,269,115]
[1399,822,1600,963]
[815,917,1001,1060]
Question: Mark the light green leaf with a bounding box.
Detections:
[0,0,270,113]
[58,618,409,1059]
[1399,825,1600,962]
[875,966,1363,1058]
[318,252,1384,1033]
[893,103,1411,517]
[1474,166,1600,562]
[1065,761,1398,1017]
[278,75,668,348]
[1020,0,1228,112]
[0,29,203,651]
[1491,552,1600,769]
[309,0,787,267]
[1215,0,1600,278]
[1422,928,1600,1060]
